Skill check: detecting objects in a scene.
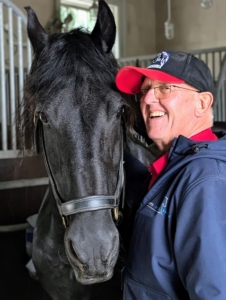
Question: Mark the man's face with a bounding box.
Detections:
[139,78,200,152]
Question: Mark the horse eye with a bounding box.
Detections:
[116,107,124,118]
[39,112,48,124]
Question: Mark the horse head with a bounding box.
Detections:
[23,0,132,285]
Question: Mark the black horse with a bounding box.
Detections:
[21,1,156,299]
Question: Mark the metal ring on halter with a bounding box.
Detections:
[62,216,67,228]
[113,207,119,221]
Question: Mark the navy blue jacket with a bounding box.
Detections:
[124,131,226,300]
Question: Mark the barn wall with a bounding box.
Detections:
[155,0,226,53]
[126,0,156,57]
[124,0,226,57]
[9,0,226,57]
[0,156,47,225]
[12,0,55,29]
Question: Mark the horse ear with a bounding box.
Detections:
[25,7,48,55]
[91,0,116,53]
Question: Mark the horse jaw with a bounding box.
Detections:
[64,210,119,285]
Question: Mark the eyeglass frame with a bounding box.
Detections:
[134,84,201,102]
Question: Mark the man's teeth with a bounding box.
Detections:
[149,112,166,118]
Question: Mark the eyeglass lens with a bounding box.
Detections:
[135,86,171,101]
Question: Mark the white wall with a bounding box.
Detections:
[126,0,156,57]
[155,0,226,53]
[10,0,226,57]
[12,0,55,29]
[122,0,226,57]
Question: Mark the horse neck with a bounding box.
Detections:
[126,131,160,167]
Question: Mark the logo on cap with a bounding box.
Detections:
[148,52,170,69]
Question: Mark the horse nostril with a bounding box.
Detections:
[68,240,80,262]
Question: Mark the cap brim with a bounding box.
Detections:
[116,66,184,94]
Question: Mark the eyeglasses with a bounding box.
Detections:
[134,85,201,102]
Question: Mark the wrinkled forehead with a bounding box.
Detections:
[141,78,175,87]
[141,77,196,89]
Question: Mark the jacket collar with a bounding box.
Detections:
[139,130,226,210]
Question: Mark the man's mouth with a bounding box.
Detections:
[149,111,166,119]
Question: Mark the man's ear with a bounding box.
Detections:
[195,92,213,117]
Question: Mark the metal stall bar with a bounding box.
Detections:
[0,0,32,158]
[214,52,226,121]
[17,15,24,147]
[205,52,208,66]
[221,81,225,121]
[8,7,16,149]
[219,51,222,70]
[212,51,215,81]
[0,3,7,150]
[27,38,32,73]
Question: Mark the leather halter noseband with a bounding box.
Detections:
[34,111,125,228]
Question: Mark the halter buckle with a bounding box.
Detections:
[62,216,67,228]
[113,207,119,221]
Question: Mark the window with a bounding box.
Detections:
[60,0,119,58]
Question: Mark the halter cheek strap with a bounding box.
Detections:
[34,112,125,228]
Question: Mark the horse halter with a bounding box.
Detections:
[34,110,125,228]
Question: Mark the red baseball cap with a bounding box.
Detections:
[116,65,183,94]
[116,51,215,95]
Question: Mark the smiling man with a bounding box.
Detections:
[116,51,226,300]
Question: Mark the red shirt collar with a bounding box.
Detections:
[148,128,218,189]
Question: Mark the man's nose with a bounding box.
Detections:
[143,89,159,104]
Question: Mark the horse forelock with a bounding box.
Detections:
[32,28,118,90]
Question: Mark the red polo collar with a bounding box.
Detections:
[148,128,218,189]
